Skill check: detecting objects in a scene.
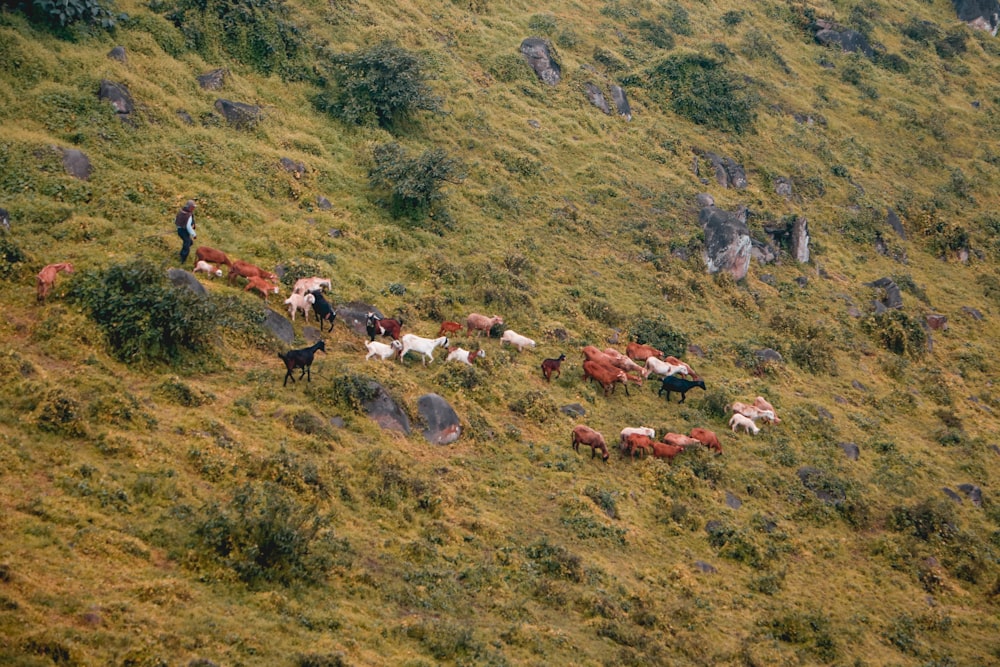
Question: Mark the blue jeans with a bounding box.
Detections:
[177,227,193,263]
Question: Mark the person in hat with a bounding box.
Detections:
[174,199,197,263]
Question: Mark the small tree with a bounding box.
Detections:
[369,142,465,220]
[8,0,121,29]
[318,40,442,128]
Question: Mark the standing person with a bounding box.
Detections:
[174,199,197,264]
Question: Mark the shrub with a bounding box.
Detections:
[317,40,442,128]
[194,482,333,586]
[635,17,675,50]
[163,0,309,79]
[640,53,759,134]
[860,310,927,359]
[525,539,583,581]
[67,258,217,365]
[16,0,121,29]
[0,235,30,281]
[629,316,689,358]
[508,390,557,423]
[368,142,465,220]
[584,485,619,519]
[889,498,957,543]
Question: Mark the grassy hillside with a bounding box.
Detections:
[1,0,999,664]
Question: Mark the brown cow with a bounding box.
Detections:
[689,427,723,455]
[582,360,629,396]
[36,262,74,301]
[571,425,610,462]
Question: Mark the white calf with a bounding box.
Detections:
[500,329,536,352]
[365,339,402,361]
[446,347,486,366]
[729,413,760,435]
[193,260,223,278]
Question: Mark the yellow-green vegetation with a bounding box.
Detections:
[2,0,1000,664]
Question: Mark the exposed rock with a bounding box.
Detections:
[958,483,983,506]
[0,208,8,232]
[418,393,462,445]
[851,380,868,391]
[520,37,561,85]
[695,193,715,208]
[528,119,541,129]
[791,217,810,263]
[943,487,963,503]
[328,229,342,238]
[560,403,586,417]
[688,344,705,358]
[99,79,134,115]
[177,109,194,125]
[926,314,948,331]
[280,157,306,178]
[693,148,747,189]
[961,306,983,320]
[166,268,206,296]
[60,148,92,180]
[725,491,742,509]
[839,442,860,460]
[609,85,631,120]
[751,238,779,266]
[816,406,833,420]
[759,274,775,286]
[865,277,903,310]
[584,82,610,114]
[336,301,381,338]
[263,308,294,344]
[693,560,717,574]
[755,348,782,364]
[317,196,332,210]
[775,177,793,198]
[302,326,322,343]
[214,99,263,130]
[815,28,874,56]
[363,382,411,434]
[887,208,907,239]
[795,276,808,287]
[197,68,229,91]
[953,0,1000,35]
[107,46,126,62]
[701,205,751,281]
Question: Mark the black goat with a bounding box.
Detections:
[310,290,336,333]
[658,375,706,403]
[278,340,326,386]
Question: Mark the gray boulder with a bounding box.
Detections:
[839,442,860,460]
[198,68,229,91]
[99,79,134,117]
[693,149,747,189]
[953,0,1000,35]
[0,208,8,232]
[60,148,92,180]
[263,308,294,344]
[886,208,906,239]
[560,403,586,417]
[775,177,793,198]
[584,82,610,114]
[337,301,381,339]
[214,99,263,130]
[815,28,874,57]
[609,85,631,120]
[520,37,561,85]
[317,196,333,211]
[790,216,810,263]
[418,393,461,445]
[280,157,306,179]
[167,268,206,296]
[107,46,126,62]
[700,205,752,281]
[177,110,194,125]
[363,382,411,434]
[865,277,903,310]
[798,467,845,505]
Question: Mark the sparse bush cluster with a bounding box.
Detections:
[68,258,217,365]
[860,310,927,358]
[630,316,689,358]
[317,40,442,128]
[368,142,465,222]
[8,0,121,29]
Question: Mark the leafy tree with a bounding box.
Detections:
[68,258,217,364]
[368,142,465,220]
[317,40,442,129]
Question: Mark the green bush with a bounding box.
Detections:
[629,316,689,358]
[194,482,333,586]
[368,142,465,221]
[317,40,442,128]
[0,235,30,281]
[860,310,927,359]
[639,52,759,134]
[889,498,957,543]
[163,0,309,79]
[635,17,675,50]
[68,258,217,365]
[13,0,121,29]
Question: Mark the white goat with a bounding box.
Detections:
[500,329,536,352]
[619,426,656,452]
[193,260,223,278]
[292,276,332,295]
[365,339,402,361]
[399,334,449,365]
[729,413,760,435]
[643,356,688,379]
[730,401,777,425]
[446,347,486,366]
[284,292,316,322]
